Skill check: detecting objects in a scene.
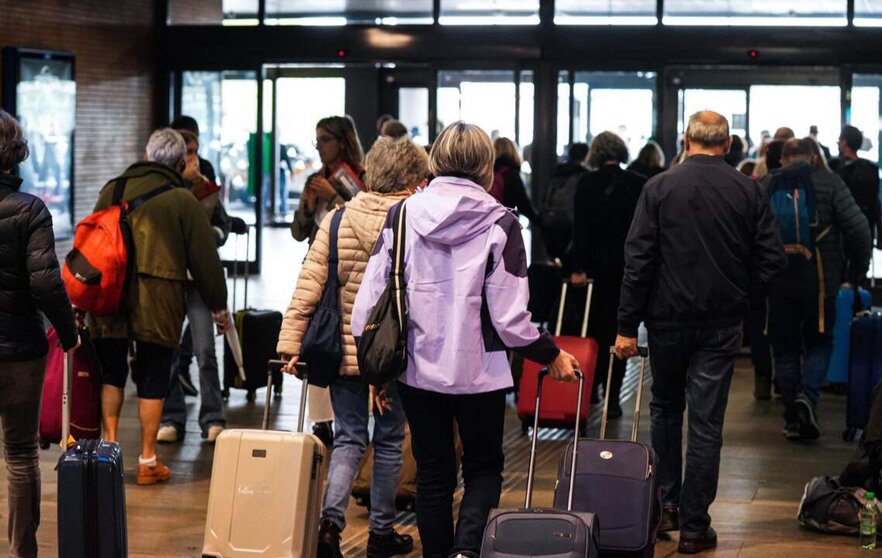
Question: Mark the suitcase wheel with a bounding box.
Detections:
[222,387,230,400]
[246,390,257,402]
[39,438,50,450]
[273,383,283,398]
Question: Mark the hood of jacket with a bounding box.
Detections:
[407,176,510,247]
[345,190,410,253]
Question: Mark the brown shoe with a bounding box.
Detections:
[136,458,172,486]
[659,507,679,532]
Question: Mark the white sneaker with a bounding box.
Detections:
[156,424,180,443]
[206,424,225,443]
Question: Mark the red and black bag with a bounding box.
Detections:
[62,178,173,316]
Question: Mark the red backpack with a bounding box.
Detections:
[62,177,173,316]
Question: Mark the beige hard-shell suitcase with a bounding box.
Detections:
[202,362,327,558]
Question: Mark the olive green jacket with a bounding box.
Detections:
[89,162,227,348]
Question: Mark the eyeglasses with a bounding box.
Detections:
[313,135,337,148]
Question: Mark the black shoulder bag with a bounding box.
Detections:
[358,202,408,387]
[300,208,346,388]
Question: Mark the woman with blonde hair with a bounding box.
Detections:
[491,136,542,226]
[353,122,579,558]
[279,136,427,558]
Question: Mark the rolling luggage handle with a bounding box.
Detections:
[555,280,594,337]
[265,360,309,432]
[600,346,649,442]
[525,368,585,510]
[61,349,74,449]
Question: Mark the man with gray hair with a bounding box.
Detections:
[88,128,229,486]
[615,111,786,553]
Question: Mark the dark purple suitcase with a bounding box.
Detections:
[56,351,128,558]
[481,369,599,558]
[554,347,659,557]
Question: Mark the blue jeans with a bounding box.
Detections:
[767,295,834,410]
[161,287,224,434]
[322,378,405,534]
[648,324,741,537]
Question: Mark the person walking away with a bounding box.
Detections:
[761,138,870,440]
[542,142,588,261]
[628,141,667,178]
[291,115,366,447]
[569,131,646,418]
[279,136,428,558]
[353,122,580,558]
[615,111,787,554]
[492,137,542,227]
[88,128,229,485]
[835,125,881,251]
[157,127,232,444]
[0,109,79,557]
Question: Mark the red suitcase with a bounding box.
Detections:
[40,328,102,447]
[517,281,597,433]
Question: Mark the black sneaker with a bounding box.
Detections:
[677,526,717,554]
[607,401,623,419]
[367,530,414,558]
[658,506,679,533]
[794,396,820,440]
[313,421,334,449]
[754,375,772,401]
[179,369,198,397]
[317,520,343,558]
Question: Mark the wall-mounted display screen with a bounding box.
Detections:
[2,48,76,239]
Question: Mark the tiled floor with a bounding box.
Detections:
[0,228,873,556]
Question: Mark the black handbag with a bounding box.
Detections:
[300,208,346,388]
[357,202,408,387]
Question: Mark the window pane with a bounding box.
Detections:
[573,72,656,164]
[558,71,571,158]
[681,89,748,139]
[168,0,258,25]
[399,88,430,145]
[517,70,534,158]
[663,0,847,25]
[749,85,841,156]
[855,0,882,26]
[265,0,432,25]
[437,70,517,138]
[440,0,540,25]
[555,0,657,24]
[852,75,882,163]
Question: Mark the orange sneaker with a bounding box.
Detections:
[136,458,172,486]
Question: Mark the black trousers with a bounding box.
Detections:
[398,382,507,558]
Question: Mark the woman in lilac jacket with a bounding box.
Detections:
[352,122,579,558]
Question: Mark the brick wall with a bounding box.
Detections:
[0,1,156,248]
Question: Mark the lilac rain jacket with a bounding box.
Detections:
[351,176,560,395]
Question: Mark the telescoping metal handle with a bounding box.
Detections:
[61,349,74,450]
[554,280,594,338]
[265,360,309,432]
[600,346,649,442]
[525,368,585,511]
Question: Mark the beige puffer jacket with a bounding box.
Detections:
[277,190,409,376]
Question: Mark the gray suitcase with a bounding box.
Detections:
[481,369,599,558]
[553,347,659,557]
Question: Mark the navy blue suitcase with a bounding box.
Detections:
[554,348,659,558]
[481,369,599,558]
[846,310,882,437]
[56,351,128,557]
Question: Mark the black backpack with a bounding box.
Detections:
[797,476,873,535]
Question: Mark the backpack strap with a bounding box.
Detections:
[111,177,129,206]
[127,183,176,212]
[390,202,407,333]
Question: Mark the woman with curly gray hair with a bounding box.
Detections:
[569,130,646,418]
[0,109,78,556]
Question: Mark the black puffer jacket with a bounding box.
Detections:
[0,173,77,361]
